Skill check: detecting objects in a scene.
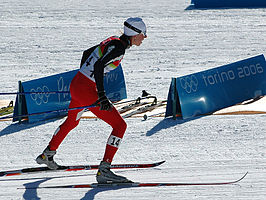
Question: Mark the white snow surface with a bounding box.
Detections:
[0,0,265,199]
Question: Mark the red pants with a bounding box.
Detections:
[49,72,127,163]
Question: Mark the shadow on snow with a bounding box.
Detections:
[0,117,63,137]
[146,116,202,136]
[20,175,140,200]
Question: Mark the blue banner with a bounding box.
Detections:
[14,64,127,123]
[193,0,266,8]
[166,54,266,119]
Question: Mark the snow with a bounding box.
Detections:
[0,0,265,199]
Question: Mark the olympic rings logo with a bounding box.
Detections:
[57,77,70,102]
[180,75,198,93]
[30,86,50,105]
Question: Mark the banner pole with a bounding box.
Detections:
[172,78,177,120]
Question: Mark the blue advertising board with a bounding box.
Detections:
[193,0,266,8]
[166,54,266,119]
[13,64,127,123]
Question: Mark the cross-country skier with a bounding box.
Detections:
[36,17,147,183]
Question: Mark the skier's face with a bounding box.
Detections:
[131,33,147,46]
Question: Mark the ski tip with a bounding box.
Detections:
[156,160,166,166]
[239,171,248,181]
[233,171,248,184]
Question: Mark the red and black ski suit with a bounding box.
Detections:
[49,35,130,163]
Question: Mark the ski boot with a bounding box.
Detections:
[36,146,59,169]
[96,161,132,183]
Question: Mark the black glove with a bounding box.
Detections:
[96,91,113,111]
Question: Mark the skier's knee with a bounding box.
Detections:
[113,119,127,135]
[119,119,127,133]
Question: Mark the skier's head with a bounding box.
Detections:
[123,17,147,46]
[124,17,147,37]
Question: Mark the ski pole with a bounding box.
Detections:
[0,91,70,95]
[0,96,157,120]
[0,104,98,120]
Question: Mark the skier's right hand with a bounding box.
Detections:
[96,91,113,111]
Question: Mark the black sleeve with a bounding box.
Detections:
[94,40,125,93]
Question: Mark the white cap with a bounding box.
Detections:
[124,17,146,37]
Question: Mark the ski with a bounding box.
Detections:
[123,99,167,118]
[0,100,14,116]
[0,161,165,177]
[118,96,157,114]
[23,172,248,189]
[81,92,158,119]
